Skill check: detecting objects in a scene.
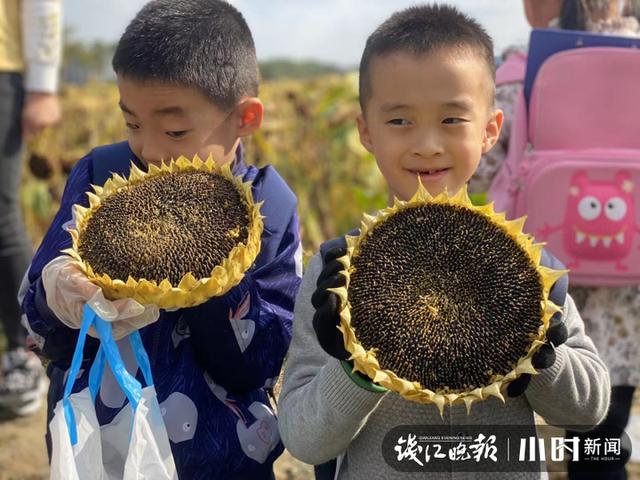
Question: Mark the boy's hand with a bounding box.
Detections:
[506,314,569,398]
[312,247,386,393]
[41,256,160,340]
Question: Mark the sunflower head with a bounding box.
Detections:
[63,155,263,309]
[331,183,566,415]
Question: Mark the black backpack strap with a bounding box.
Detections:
[91,141,136,185]
[319,237,347,262]
[319,229,359,264]
[540,249,569,310]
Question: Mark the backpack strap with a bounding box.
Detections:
[91,141,136,185]
[487,51,529,218]
[252,165,298,265]
[487,86,529,218]
[540,249,569,310]
[319,229,359,263]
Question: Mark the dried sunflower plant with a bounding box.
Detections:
[331,183,566,414]
[64,155,263,309]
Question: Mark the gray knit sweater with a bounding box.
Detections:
[278,254,611,480]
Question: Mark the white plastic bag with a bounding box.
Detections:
[50,304,177,480]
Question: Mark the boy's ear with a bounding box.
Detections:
[481,108,504,154]
[235,98,264,137]
[356,113,374,153]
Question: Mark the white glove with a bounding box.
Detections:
[41,256,160,340]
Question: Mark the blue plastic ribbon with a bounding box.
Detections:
[62,304,157,446]
[62,304,95,446]
[92,317,142,409]
[128,329,154,388]
[88,344,105,402]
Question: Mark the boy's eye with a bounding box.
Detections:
[442,117,466,125]
[166,130,189,139]
[387,118,411,126]
[126,122,139,130]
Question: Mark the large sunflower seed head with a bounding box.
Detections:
[334,184,565,413]
[68,156,263,309]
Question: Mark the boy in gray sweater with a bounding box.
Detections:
[277,4,611,479]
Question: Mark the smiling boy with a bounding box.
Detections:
[278,5,610,480]
[356,38,500,199]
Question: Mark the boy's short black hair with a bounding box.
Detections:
[359,3,495,110]
[112,0,258,111]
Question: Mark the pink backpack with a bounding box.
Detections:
[489,47,640,286]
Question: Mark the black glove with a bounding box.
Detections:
[311,246,387,393]
[311,246,349,360]
[506,311,569,398]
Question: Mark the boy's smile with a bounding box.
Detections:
[357,48,503,201]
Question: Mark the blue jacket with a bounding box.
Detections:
[21,142,302,479]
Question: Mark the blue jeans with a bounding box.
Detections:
[0,72,32,350]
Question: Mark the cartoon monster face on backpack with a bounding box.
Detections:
[493,30,640,285]
[563,170,636,264]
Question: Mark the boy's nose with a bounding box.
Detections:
[140,143,165,167]
[412,131,444,158]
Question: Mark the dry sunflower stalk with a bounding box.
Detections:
[64,155,263,309]
[331,183,566,415]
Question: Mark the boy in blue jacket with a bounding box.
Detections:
[19,1,302,478]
